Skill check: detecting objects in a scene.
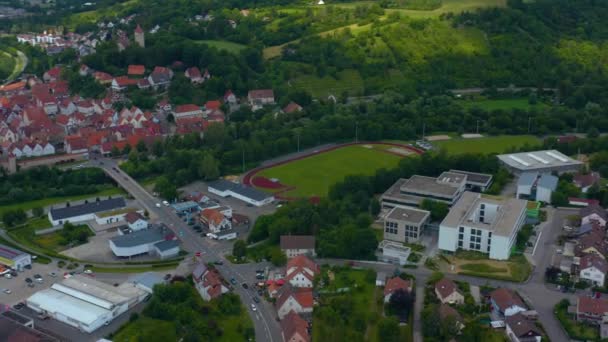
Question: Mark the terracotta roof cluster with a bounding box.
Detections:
[576,225,608,257]
[490,288,526,311]
[175,104,201,113]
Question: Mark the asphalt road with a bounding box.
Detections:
[95,157,282,342]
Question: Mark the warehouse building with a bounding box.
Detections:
[48,197,126,226]
[438,192,527,260]
[0,243,31,271]
[497,150,583,175]
[26,275,147,333]
[208,179,274,207]
[109,224,179,259]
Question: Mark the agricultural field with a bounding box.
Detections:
[290,69,365,98]
[250,143,416,198]
[433,135,542,155]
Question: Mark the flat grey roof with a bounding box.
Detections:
[0,243,28,260]
[129,272,165,290]
[50,197,126,220]
[497,150,583,171]
[59,275,131,305]
[517,172,538,187]
[449,170,493,185]
[110,226,166,248]
[440,192,527,237]
[402,175,462,197]
[437,171,467,185]
[538,174,558,190]
[171,201,200,211]
[386,206,430,224]
[208,179,272,202]
[154,239,179,252]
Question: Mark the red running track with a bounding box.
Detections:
[242,142,424,200]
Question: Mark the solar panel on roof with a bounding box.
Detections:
[546,151,569,162]
[527,153,549,164]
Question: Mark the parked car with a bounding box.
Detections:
[250,304,257,311]
[38,313,50,320]
[230,278,237,285]
[162,200,170,206]
[13,302,24,310]
[256,274,265,280]
[253,296,260,303]
[84,269,93,274]
[24,264,32,270]
[25,278,32,283]
[155,203,161,208]
[10,271,17,277]
[4,274,12,279]
[3,289,11,294]
[242,283,249,289]
[213,260,223,265]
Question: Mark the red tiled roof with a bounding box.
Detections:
[94,71,113,81]
[114,76,138,87]
[490,288,526,311]
[125,211,144,224]
[185,67,201,79]
[505,313,541,338]
[574,172,600,189]
[248,89,274,99]
[0,81,26,93]
[283,102,302,113]
[384,277,411,297]
[578,296,608,316]
[201,208,224,226]
[281,311,310,342]
[135,24,144,34]
[435,278,460,300]
[287,255,318,274]
[580,254,608,274]
[128,65,145,75]
[153,66,170,74]
[45,66,62,79]
[569,198,600,206]
[277,286,313,310]
[205,100,221,110]
[175,104,201,113]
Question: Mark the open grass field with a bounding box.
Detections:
[253,143,410,198]
[442,253,532,282]
[460,98,550,111]
[434,135,542,155]
[291,69,365,98]
[0,50,16,81]
[194,40,247,53]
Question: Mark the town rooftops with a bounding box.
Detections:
[174,104,201,113]
[497,150,583,172]
[0,244,28,260]
[440,192,527,237]
[577,296,608,315]
[580,254,608,274]
[110,225,168,248]
[49,197,126,220]
[280,235,315,250]
[208,179,272,202]
[386,206,430,224]
[449,169,493,186]
[490,288,526,311]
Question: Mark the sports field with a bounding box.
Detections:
[251,143,416,198]
[434,135,541,155]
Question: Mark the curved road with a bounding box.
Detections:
[96,157,282,342]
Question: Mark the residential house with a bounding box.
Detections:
[79,64,91,76]
[281,311,310,342]
[384,276,412,303]
[575,225,608,258]
[173,104,203,120]
[580,254,608,287]
[59,99,77,115]
[204,100,221,115]
[248,89,275,111]
[505,313,542,342]
[192,263,228,301]
[64,136,88,154]
[438,304,465,333]
[283,102,303,114]
[76,100,95,115]
[276,286,313,319]
[185,67,203,84]
[581,204,608,226]
[111,77,138,91]
[0,127,16,143]
[489,288,527,317]
[435,278,465,305]
[43,66,61,82]
[285,255,319,288]
[224,90,237,105]
[200,208,231,233]
[125,212,148,231]
[147,66,173,89]
[574,172,601,193]
[280,235,316,258]
[576,296,608,324]
[94,71,113,84]
[128,64,145,76]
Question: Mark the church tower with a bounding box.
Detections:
[134,24,145,48]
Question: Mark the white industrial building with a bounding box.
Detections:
[516,172,558,203]
[497,150,583,175]
[48,198,127,226]
[208,179,274,207]
[109,225,179,259]
[0,244,31,271]
[26,275,147,333]
[438,192,527,260]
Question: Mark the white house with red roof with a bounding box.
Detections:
[285,255,319,288]
[0,127,16,144]
[43,66,62,82]
[200,208,231,233]
[281,311,310,342]
[125,212,148,231]
[112,76,138,91]
[489,288,527,317]
[173,104,203,120]
[76,99,95,115]
[384,276,412,303]
[276,285,313,320]
[434,277,464,304]
[204,100,221,115]
[224,90,237,105]
[193,263,228,301]
[248,89,275,111]
[580,254,608,286]
[64,136,88,154]
[94,71,113,84]
[283,102,303,114]
[577,296,608,324]
[185,67,203,84]
[59,99,77,115]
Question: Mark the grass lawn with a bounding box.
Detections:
[0,187,124,217]
[0,50,16,81]
[434,135,542,155]
[451,254,531,282]
[291,69,365,98]
[112,318,176,342]
[459,98,550,111]
[386,0,506,18]
[194,40,247,53]
[255,144,406,198]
